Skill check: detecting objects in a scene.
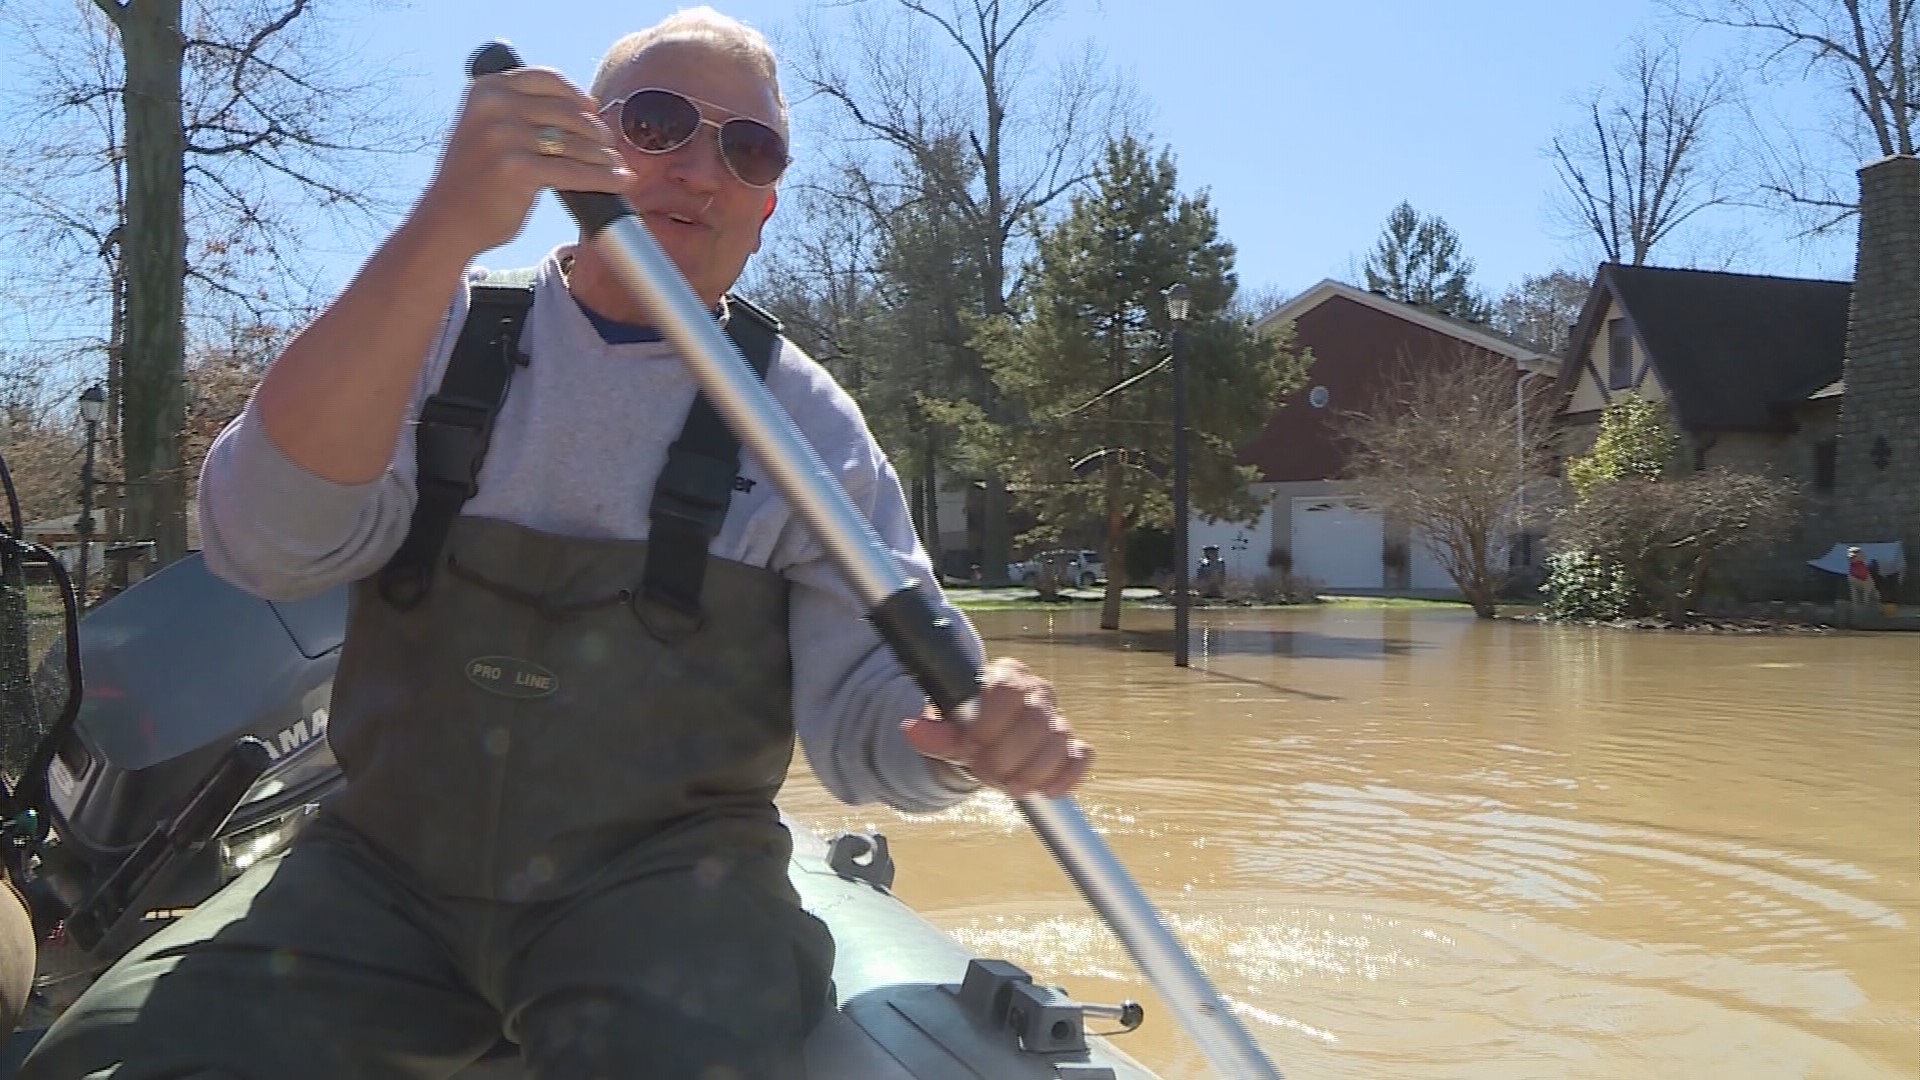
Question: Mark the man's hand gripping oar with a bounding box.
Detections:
[465,40,1286,1080]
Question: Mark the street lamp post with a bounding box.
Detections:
[77,384,105,609]
[1165,284,1192,668]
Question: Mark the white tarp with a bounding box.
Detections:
[1807,541,1907,578]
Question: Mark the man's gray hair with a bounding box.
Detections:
[590,7,790,138]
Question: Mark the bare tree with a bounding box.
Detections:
[0,0,428,566]
[1231,283,1295,324]
[181,317,289,507]
[744,178,891,389]
[1553,468,1799,621]
[787,0,1138,581]
[0,356,90,527]
[1666,0,1918,233]
[1549,33,1734,266]
[1,1,132,528]
[745,144,982,559]
[1337,351,1561,618]
[1492,269,1593,356]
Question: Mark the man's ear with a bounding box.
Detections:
[749,191,779,255]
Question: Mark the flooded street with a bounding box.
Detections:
[780,605,1920,1079]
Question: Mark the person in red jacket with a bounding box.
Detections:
[1847,546,1880,613]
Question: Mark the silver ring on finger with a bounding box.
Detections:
[535,124,566,157]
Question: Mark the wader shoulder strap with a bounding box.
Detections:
[638,295,783,623]
[377,278,535,610]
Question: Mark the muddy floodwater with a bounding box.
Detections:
[780,605,1920,1079]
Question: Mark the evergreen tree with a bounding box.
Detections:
[864,139,987,559]
[1363,201,1492,323]
[953,136,1311,629]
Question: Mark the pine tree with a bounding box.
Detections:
[1363,201,1492,323]
[954,136,1311,629]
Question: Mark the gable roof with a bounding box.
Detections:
[1565,264,1852,430]
[1254,279,1559,374]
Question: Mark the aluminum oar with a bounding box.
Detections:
[468,41,1285,1079]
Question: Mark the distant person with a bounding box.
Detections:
[1847,546,1880,614]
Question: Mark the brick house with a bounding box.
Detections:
[1225,279,1558,594]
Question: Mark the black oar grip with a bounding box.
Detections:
[869,584,984,719]
[467,40,521,78]
[466,39,632,238]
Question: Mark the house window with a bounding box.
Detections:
[1814,438,1837,492]
[1607,318,1634,390]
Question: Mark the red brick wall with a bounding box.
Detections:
[1241,295,1512,482]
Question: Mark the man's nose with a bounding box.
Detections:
[665,125,729,191]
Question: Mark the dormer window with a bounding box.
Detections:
[1607,317,1634,390]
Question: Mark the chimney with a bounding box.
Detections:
[1831,154,1920,594]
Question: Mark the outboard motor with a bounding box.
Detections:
[0,546,350,1023]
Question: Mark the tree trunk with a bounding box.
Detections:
[975,65,1014,588]
[118,0,189,566]
[908,472,927,550]
[973,342,1012,584]
[1461,531,1498,619]
[1464,581,1499,619]
[106,249,126,545]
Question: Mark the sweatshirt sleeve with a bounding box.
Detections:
[196,284,468,601]
[773,354,986,814]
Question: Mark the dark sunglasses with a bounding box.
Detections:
[598,87,790,189]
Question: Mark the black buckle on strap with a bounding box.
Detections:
[415,397,498,497]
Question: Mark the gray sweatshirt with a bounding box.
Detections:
[197,247,983,813]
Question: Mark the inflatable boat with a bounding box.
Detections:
[0,553,1162,1078]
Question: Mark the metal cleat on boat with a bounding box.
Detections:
[825,831,896,891]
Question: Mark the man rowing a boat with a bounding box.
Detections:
[21,7,1092,1078]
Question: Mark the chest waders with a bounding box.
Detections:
[15,278,836,1080]
[330,274,802,903]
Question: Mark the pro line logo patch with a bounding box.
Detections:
[465,656,559,700]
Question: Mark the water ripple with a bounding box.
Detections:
[782,606,1920,1079]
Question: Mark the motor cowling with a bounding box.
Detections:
[30,554,348,915]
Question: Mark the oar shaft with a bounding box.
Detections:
[467,40,1285,1080]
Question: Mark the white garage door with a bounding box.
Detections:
[1291,497,1383,589]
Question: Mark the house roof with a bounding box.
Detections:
[1255,279,1560,375]
[1567,264,1852,431]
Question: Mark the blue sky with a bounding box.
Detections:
[384,0,1853,293]
[3,0,1857,356]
